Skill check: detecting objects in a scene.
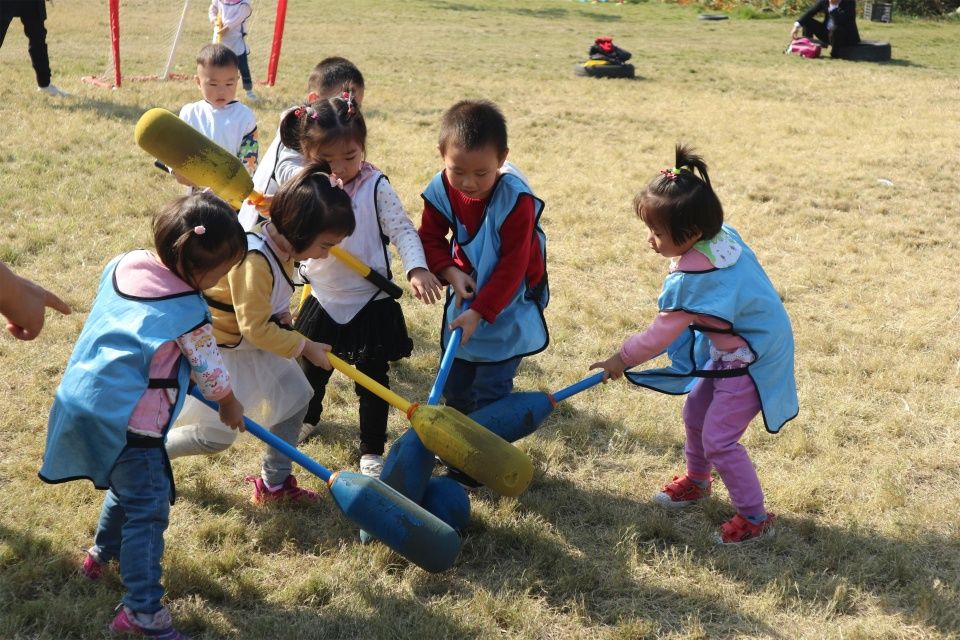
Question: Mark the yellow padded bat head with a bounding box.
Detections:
[135,107,253,209]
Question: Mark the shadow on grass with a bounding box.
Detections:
[451,476,779,636]
[878,57,926,68]
[0,519,484,639]
[475,467,960,636]
[686,515,960,636]
[576,9,624,22]
[426,1,568,19]
[52,97,149,123]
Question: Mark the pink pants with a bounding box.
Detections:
[682,370,765,517]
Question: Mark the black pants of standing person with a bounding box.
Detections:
[301,357,391,457]
[0,1,52,88]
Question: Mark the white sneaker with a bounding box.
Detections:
[298,421,322,444]
[245,89,259,102]
[359,454,384,478]
[39,84,69,97]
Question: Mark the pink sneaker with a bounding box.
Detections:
[245,474,320,505]
[715,513,777,545]
[653,475,711,509]
[80,550,103,580]
[110,605,188,639]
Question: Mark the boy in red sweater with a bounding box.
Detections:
[418,100,548,414]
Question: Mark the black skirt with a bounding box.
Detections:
[294,295,413,365]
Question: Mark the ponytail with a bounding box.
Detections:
[278,98,367,162]
[634,143,724,245]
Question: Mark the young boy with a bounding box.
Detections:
[237,56,364,230]
[209,0,257,101]
[418,100,549,416]
[178,43,258,187]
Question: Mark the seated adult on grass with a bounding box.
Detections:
[791,0,860,58]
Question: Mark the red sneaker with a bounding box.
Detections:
[110,605,188,639]
[245,474,320,505]
[80,551,102,580]
[716,513,776,545]
[653,475,711,509]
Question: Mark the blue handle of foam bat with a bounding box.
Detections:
[551,372,607,403]
[188,387,331,483]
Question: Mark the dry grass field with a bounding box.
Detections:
[1,1,959,638]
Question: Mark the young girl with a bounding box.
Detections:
[591,145,798,545]
[40,192,247,639]
[167,167,356,503]
[276,94,442,477]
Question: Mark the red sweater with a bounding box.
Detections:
[419,173,546,323]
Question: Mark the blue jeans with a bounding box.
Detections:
[442,357,522,415]
[91,445,170,615]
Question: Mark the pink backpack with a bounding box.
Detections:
[785,37,822,59]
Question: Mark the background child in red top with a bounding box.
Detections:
[418,100,548,416]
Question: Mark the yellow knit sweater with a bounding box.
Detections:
[205,241,305,358]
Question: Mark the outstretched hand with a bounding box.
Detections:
[408,267,443,304]
[589,352,628,382]
[0,264,71,341]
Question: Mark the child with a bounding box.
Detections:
[208,0,257,101]
[418,99,549,416]
[167,167,356,502]
[590,145,798,545]
[238,56,365,230]
[277,96,442,477]
[178,43,258,182]
[0,260,70,340]
[39,192,247,639]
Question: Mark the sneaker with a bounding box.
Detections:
[38,84,69,97]
[297,421,322,444]
[359,454,384,478]
[715,513,776,545]
[245,474,320,505]
[653,475,711,509]
[110,604,188,639]
[80,549,103,580]
[245,89,259,102]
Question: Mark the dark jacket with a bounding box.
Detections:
[798,0,860,50]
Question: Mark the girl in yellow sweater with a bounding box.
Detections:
[167,167,356,503]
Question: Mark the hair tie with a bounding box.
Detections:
[193,225,206,235]
[342,85,356,118]
[328,173,344,190]
[660,167,682,182]
[294,105,318,120]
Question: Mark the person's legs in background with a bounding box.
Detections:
[237,52,257,101]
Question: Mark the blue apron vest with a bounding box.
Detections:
[422,171,549,363]
[40,254,210,495]
[625,226,798,433]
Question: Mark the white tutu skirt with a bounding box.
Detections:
[175,348,313,443]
